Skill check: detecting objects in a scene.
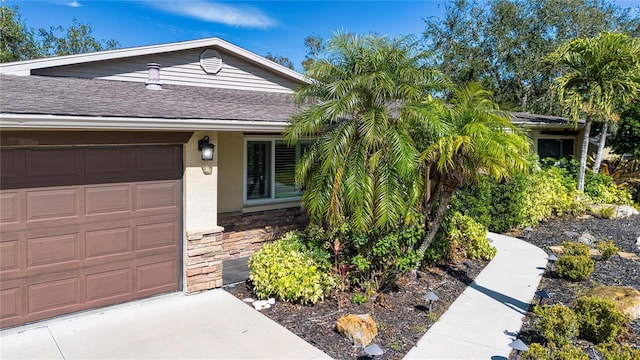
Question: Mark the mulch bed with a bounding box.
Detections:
[511,215,640,359]
[224,215,639,360]
[225,260,487,359]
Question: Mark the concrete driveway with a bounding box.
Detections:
[0,289,330,359]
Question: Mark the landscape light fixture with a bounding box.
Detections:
[364,343,384,358]
[547,254,558,272]
[508,339,529,360]
[198,136,214,161]
[423,291,439,313]
[534,289,550,305]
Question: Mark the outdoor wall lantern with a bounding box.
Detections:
[198,136,215,161]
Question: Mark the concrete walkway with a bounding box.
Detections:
[0,289,330,360]
[404,232,548,360]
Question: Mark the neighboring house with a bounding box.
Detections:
[0,38,311,328]
[510,112,587,161]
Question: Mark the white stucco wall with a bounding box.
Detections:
[183,131,221,235]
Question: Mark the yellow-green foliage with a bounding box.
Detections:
[574,296,629,344]
[584,172,633,205]
[562,242,591,257]
[522,167,586,225]
[597,341,640,360]
[444,211,496,261]
[533,304,579,346]
[557,254,594,281]
[249,232,336,304]
[599,206,616,219]
[522,343,549,360]
[596,240,618,260]
[554,344,589,360]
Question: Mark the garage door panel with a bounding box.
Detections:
[27,233,80,268]
[1,192,19,223]
[25,148,80,179]
[28,277,80,314]
[1,241,20,272]
[85,185,131,215]
[136,259,179,293]
[85,227,132,259]
[0,145,182,328]
[85,268,133,302]
[26,188,79,222]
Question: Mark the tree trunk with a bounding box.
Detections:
[592,121,609,174]
[418,187,454,256]
[577,115,592,192]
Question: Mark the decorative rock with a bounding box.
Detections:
[618,252,640,261]
[585,286,640,320]
[252,299,272,310]
[588,204,639,218]
[563,231,580,239]
[335,314,378,347]
[243,298,254,303]
[578,232,597,245]
[267,298,276,305]
[636,236,640,251]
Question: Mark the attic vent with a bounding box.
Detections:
[200,49,223,74]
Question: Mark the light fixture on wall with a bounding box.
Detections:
[198,136,214,161]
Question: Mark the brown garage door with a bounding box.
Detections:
[0,145,182,328]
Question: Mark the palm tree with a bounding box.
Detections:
[284,33,443,233]
[546,32,640,189]
[412,83,531,255]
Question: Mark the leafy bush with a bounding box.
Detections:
[442,211,496,261]
[248,232,336,304]
[596,240,619,260]
[522,343,548,360]
[556,254,594,281]
[574,296,629,344]
[533,304,579,346]
[584,172,633,205]
[597,340,640,360]
[598,206,616,219]
[554,344,589,360]
[562,242,591,257]
[351,293,368,305]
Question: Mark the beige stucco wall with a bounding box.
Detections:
[217,131,244,213]
[183,131,221,234]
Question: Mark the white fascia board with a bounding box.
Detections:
[0,113,288,132]
[0,38,311,84]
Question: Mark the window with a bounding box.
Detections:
[537,138,574,160]
[245,138,311,204]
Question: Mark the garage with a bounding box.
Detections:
[0,144,182,328]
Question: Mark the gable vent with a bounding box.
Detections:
[200,49,223,74]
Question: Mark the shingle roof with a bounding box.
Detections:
[509,112,584,126]
[0,75,299,122]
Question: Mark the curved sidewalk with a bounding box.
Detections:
[404,232,548,360]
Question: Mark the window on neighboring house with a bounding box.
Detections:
[245,139,312,203]
[537,138,575,159]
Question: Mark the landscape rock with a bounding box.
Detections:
[335,314,378,347]
[563,231,580,239]
[585,286,640,320]
[578,232,597,245]
[618,252,640,261]
[636,236,640,251]
[252,299,274,310]
[588,204,639,219]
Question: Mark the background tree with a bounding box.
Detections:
[265,52,294,69]
[301,35,325,71]
[423,0,639,114]
[0,5,40,62]
[411,83,530,255]
[285,33,442,233]
[546,32,640,191]
[1,5,119,62]
[611,102,640,157]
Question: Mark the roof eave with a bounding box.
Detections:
[0,113,288,133]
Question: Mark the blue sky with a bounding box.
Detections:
[8,0,450,71]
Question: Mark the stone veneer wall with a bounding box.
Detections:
[184,207,308,294]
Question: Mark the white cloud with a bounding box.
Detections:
[68,0,81,7]
[148,1,277,29]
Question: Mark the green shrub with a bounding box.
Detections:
[533,304,579,346]
[584,172,633,205]
[422,235,450,264]
[599,206,616,219]
[554,344,589,360]
[437,211,496,262]
[351,293,368,305]
[562,242,591,257]
[248,232,336,304]
[556,254,594,281]
[522,343,549,360]
[596,240,619,260]
[574,296,629,344]
[597,340,640,360]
